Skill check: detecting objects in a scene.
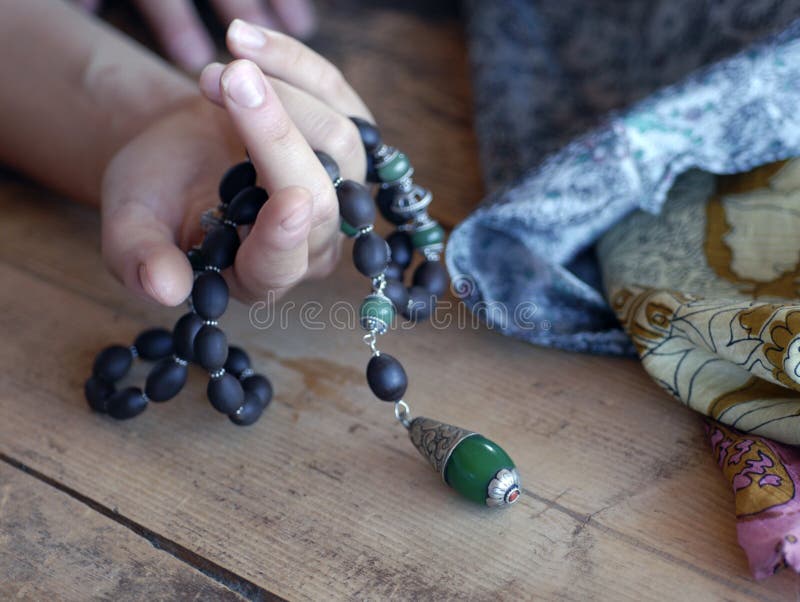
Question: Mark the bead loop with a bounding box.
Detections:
[394,400,411,429]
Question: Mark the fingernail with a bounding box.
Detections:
[281,201,312,233]
[229,19,267,49]
[169,30,214,73]
[221,61,265,108]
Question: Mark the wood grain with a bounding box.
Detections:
[0,2,797,600]
[0,463,244,600]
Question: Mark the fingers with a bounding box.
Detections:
[134,0,215,72]
[199,62,365,183]
[209,60,341,295]
[228,186,313,300]
[102,200,194,307]
[210,0,277,31]
[226,19,371,119]
[268,0,317,39]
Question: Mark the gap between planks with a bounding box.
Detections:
[0,452,284,602]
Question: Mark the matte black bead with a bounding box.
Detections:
[219,161,257,205]
[133,328,174,361]
[227,186,268,225]
[353,231,390,277]
[201,224,239,270]
[386,231,413,269]
[376,186,406,225]
[193,325,228,370]
[242,374,273,407]
[187,248,205,272]
[365,152,379,183]
[383,278,409,312]
[412,260,449,297]
[229,392,265,426]
[173,312,204,361]
[145,358,188,402]
[207,373,244,414]
[224,346,251,378]
[107,387,148,420]
[384,262,404,281]
[92,345,133,382]
[337,180,375,229]
[192,271,229,320]
[351,117,382,151]
[85,376,115,413]
[316,150,340,182]
[366,353,408,401]
[403,285,435,321]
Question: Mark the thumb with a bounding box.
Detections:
[101,199,194,307]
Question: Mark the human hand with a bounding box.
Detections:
[76,0,316,72]
[101,21,372,305]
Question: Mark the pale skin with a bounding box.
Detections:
[74,0,317,72]
[0,0,373,306]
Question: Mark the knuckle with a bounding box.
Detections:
[323,118,362,168]
[319,63,347,97]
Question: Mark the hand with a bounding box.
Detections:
[101,21,372,305]
[76,0,316,72]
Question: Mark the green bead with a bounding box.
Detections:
[411,223,445,249]
[340,219,359,238]
[444,435,516,505]
[377,151,411,183]
[359,295,395,333]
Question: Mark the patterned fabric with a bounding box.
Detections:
[597,161,800,577]
[448,1,800,354]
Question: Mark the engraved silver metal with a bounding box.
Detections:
[408,417,477,480]
[485,468,521,508]
[422,248,442,262]
[390,184,432,220]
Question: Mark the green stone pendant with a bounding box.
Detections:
[408,417,520,507]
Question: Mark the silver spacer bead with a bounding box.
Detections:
[203,319,219,326]
[239,368,255,380]
[173,355,189,367]
[129,345,138,359]
[356,224,374,236]
[209,368,226,379]
[332,176,344,188]
[204,265,221,273]
[200,209,223,231]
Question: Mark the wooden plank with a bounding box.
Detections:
[0,462,244,601]
[0,194,794,599]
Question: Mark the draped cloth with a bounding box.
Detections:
[449,1,800,578]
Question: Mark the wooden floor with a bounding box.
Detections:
[1,2,799,600]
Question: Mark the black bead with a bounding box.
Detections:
[173,312,204,361]
[351,117,382,151]
[192,271,229,320]
[219,161,256,205]
[366,353,408,401]
[242,374,273,407]
[85,376,115,413]
[201,225,239,270]
[365,152,379,183]
[145,358,188,402]
[229,392,265,426]
[193,325,228,370]
[92,345,133,382]
[412,261,449,297]
[133,328,174,361]
[384,262,404,281]
[376,186,406,225]
[227,186,268,225]
[403,285,435,321]
[107,387,148,420]
[383,278,409,312]
[207,373,244,414]
[353,231,390,277]
[187,247,205,272]
[386,231,413,268]
[224,346,251,378]
[316,150,340,182]
[337,180,375,229]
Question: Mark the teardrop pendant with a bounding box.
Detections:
[408,417,521,507]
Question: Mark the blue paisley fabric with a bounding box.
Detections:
[447,1,800,354]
